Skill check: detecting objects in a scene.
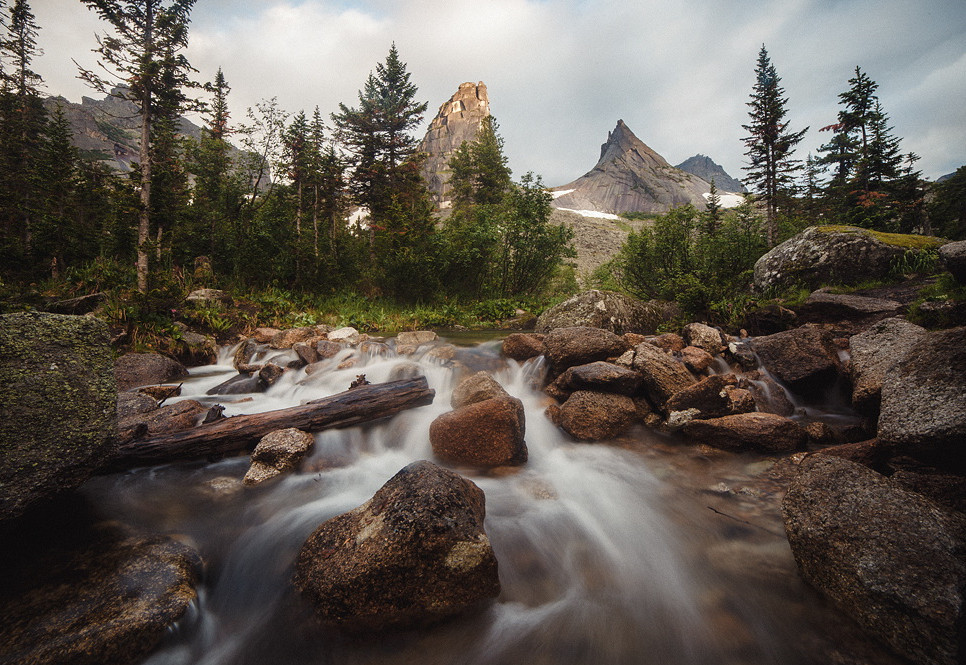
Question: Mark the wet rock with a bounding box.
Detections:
[316,339,343,359]
[556,361,643,395]
[114,352,188,391]
[430,396,527,467]
[878,327,966,453]
[543,326,629,374]
[207,372,262,395]
[814,439,888,471]
[258,363,285,387]
[328,326,362,345]
[665,374,754,420]
[558,390,637,441]
[293,460,500,630]
[501,333,545,361]
[292,341,319,366]
[425,344,457,361]
[396,330,438,347]
[742,370,796,416]
[0,519,201,665]
[849,317,927,416]
[803,421,840,446]
[117,391,158,420]
[244,428,315,485]
[451,371,509,409]
[233,338,259,370]
[118,399,206,445]
[271,327,318,349]
[651,333,685,353]
[727,341,758,370]
[783,455,966,665]
[682,412,807,453]
[680,345,714,373]
[535,289,672,335]
[939,240,966,284]
[186,287,232,306]
[631,342,696,409]
[749,324,841,395]
[174,328,218,366]
[0,313,117,521]
[682,323,724,355]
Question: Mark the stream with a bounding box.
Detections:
[82,336,897,665]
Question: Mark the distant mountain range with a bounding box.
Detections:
[675,154,746,193]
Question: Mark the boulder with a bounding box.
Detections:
[114,352,188,391]
[682,412,807,453]
[556,361,642,396]
[117,391,158,421]
[45,292,106,316]
[396,330,438,347]
[878,326,966,451]
[535,290,672,335]
[501,333,545,361]
[753,225,945,292]
[206,372,263,395]
[270,326,318,349]
[233,338,259,370]
[665,374,755,420]
[797,291,903,327]
[293,460,500,630]
[252,327,279,343]
[292,341,318,366]
[0,521,201,665]
[939,240,966,284]
[680,346,714,373]
[451,371,509,409]
[749,324,841,395]
[316,339,343,360]
[175,328,217,366]
[328,326,362,345]
[783,455,966,665]
[558,391,637,441]
[185,288,233,307]
[0,313,117,521]
[651,333,685,353]
[741,303,799,336]
[430,397,527,467]
[742,370,796,416]
[244,428,315,485]
[631,342,696,408]
[118,399,206,445]
[849,317,928,415]
[682,323,724,355]
[542,326,629,374]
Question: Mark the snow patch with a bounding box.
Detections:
[703,192,745,209]
[556,207,621,220]
[551,189,575,199]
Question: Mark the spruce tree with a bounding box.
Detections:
[741,45,807,246]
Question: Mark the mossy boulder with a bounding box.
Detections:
[0,313,117,521]
[753,226,945,292]
[535,289,676,335]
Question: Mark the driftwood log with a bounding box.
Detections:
[109,377,435,470]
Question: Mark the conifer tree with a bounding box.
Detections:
[703,177,722,234]
[741,45,807,246]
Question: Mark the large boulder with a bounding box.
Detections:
[849,317,928,416]
[558,390,637,441]
[939,240,966,284]
[114,352,188,391]
[244,428,315,485]
[535,290,672,335]
[750,324,842,395]
[682,412,807,453]
[753,225,945,292]
[631,342,696,408]
[682,323,725,355]
[555,361,643,396]
[542,326,629,374]
[451,371,509,409]
[783,455,966,665]
[797,291,903,325]
[0,313,117,521]
[293,460,500,630]
[430,396,527,467]
[501,333,545,361]
[878,326,966,451]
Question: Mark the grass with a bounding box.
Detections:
[815,225,947,250]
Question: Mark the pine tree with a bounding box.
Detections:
[703,177,722,234]
[741,45,807,246]
[449,115,512,210]
[78,0,198,293]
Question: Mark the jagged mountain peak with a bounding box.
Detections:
[675,154,746,193]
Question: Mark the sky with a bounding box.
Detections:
[30,0,966,188]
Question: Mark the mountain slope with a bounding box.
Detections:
[551,120,710,215]
[675,154,746,193]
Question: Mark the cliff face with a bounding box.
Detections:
[552,120,710,215]
[418,82,491,209]
[675,154,746,193]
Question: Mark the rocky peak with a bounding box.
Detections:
[418,82,491,210]
[598,119,672,170]
[675,154,746,193]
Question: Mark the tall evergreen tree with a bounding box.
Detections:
[741,45,807,246]
[78,0,198,293]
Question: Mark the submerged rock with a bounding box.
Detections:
[293,460,500,631]
[430,396,527,467]
[244,428,315,485]
[783,455,966,665]
[535,290,672,335]
[114,352,188,391]
[0,313,117,521]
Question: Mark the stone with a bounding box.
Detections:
[316,339,343,359]
[665,374,754,420]
[451,371,509,409]
[117,391,158,420]
[849,317,928,415]
[328,326,362,345]
[558,391,637,441]
[206,372,263,395]
[292,340,319,366]
[555,361,643,396]
[118,399,206,445]
[742,370,796,416]
[753,225,945,292]
[878,326,966,451]
[798,291,903,325]
[741,303,799,336]
[114,352,188,391]
[0,313,117,521]
[252,327,279,344]
[501,333,545,361]
[939,240,966,284]
[185,288,232,307]
[233,338,258,370]
[682,412,807,453]
[396,330,438,347]
[750,324,841,395]
[631,342,696,408]
[45,292,106,316]
[175,329,217,366]
[651,333,685,353]
[293,460,500,630]
[814,439,889,470]
[430,397,527,467]
[535,289,672,335]
[682,322,724,355]
[542,326,629,374]
[270,326,317,349]
[680,345,714,373]
[244,428,315,485]
[783,455,966,665]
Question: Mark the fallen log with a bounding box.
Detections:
[108,377,435,470]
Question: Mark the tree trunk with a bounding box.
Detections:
[108,377,435,470]
[136,1,155,294]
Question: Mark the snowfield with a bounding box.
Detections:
[703,192,745,208]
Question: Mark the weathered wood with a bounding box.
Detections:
[109,377,435,469]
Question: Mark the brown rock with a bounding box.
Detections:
[750,324,841,394]
[233,338,258,370]
[682,412,807,453]
[293,460,500,630]
[501,333,545,361]
[396,330,438,347]
[651,333,685,353]
[665,374,753,419]
[741,370,796,416]
[244,428,315,485]
[814,439,887,470]
[682,322,724,355]
[118,399,207,444]
[292,340,319,366]
[252,327,279,343]
[451,371,509,409]
[557,361,643,395]
[136,384,181,401]
[680,345,714,373]
[631,342,696,409]
[270,327,317,349]
[558,391,637,441]
[430,397,527,467]
[543,326,629,373]
[114,352,188,392]
[848,317,926,415]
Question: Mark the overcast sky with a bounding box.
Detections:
[31,0,966,187]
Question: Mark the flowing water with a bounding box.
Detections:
[82,338,896,665]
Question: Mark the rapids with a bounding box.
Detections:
[81,337,893,665]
